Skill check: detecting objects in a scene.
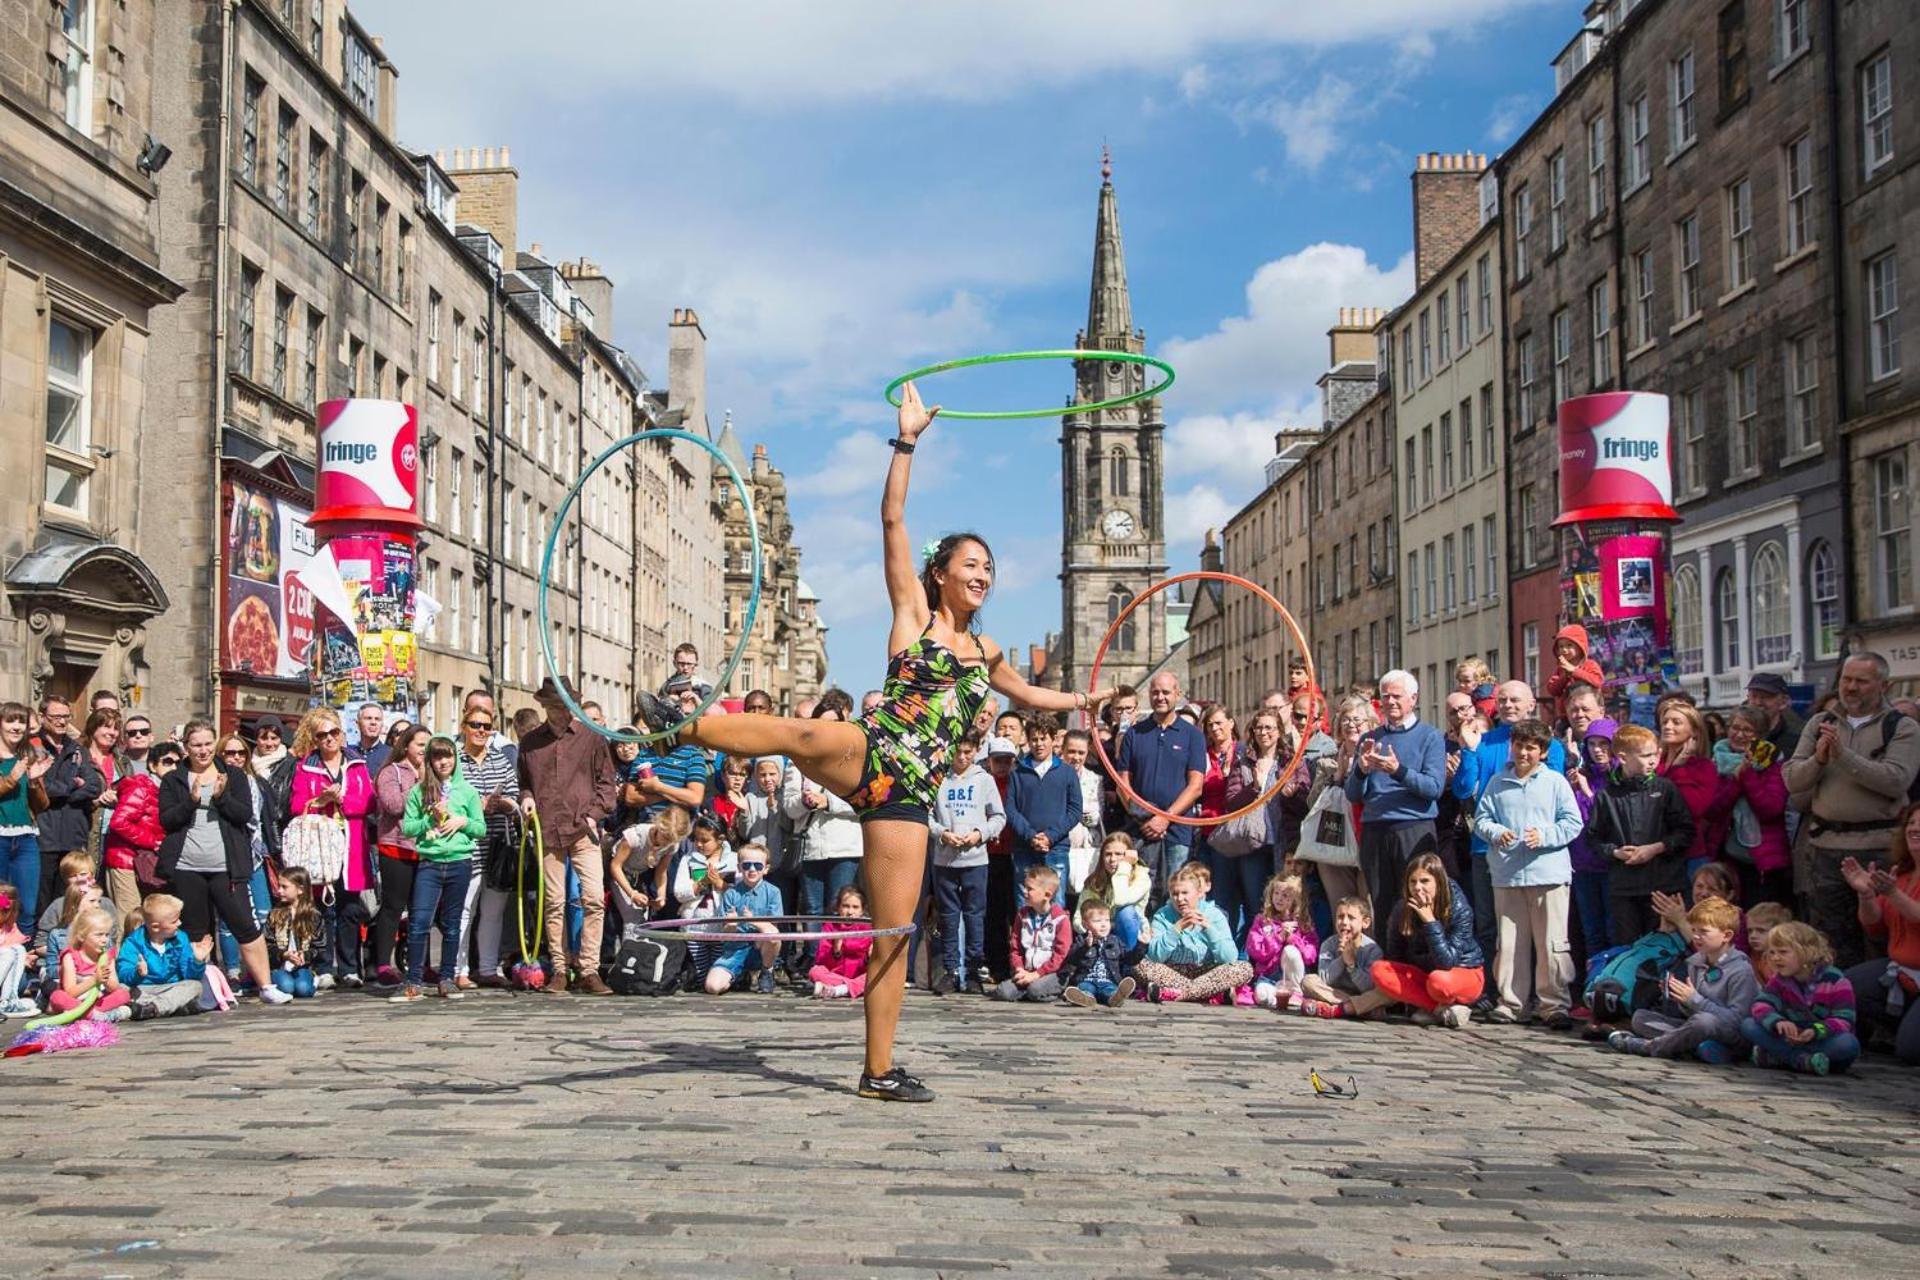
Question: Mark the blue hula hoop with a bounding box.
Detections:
[537,428,762,745]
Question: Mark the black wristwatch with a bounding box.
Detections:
[889,437,916,454]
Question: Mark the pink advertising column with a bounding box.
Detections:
[1551,392,1682,726]
[307,399,425,719]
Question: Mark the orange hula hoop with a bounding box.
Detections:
[1086,571,1317,829]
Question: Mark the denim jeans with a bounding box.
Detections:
[1073,976,1119,1003]
[934,863,988,976]
[1467,855,1498,971]
[565,860,584,958]
[1012,848,1070,908]
[1136,839,1192,913]
[800,857,860,917]
[407,859,474,986]
[271,966,317,998]
[1739,1016,1861,1073]
[0,831,40,925]
[218,864,272,973]
[1571,869,1611,983]
[1209,846,1271,950]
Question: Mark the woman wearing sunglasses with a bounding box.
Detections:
[289,707,374,988]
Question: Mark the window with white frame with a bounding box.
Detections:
[1783,134,1814,254]
[1875,451,1912,610]
[59,0,93,133]
[275,104,296,210]
[1729,360,1759,474]
[1676,387,1705,493]
[272,288,292,397]
[1750,541,1790,664]
[240,73,262,182]
[1437,290,1451,365]
[1483,513,1499,598]
[234,262,260,379]
[1776,0,1808,63]
[1589,277,1612,386]
[1405,553,1418,621]
[1404,438,1417,509]
[1523,622,1541,690]
[1399,327,1413,393]
[536,391,548,462]
[470,460,484,540]
[1551,308,1571,407]
[1578,122,1605,228]
[1480,384,1495,464]
[1477,253,1492,332]
[1631,247,1655,348]
[1519,484,1539,568]
[1716,569,1740,671]
[1808,541,1840,659]
[470,328,485,415]
[1419,309,1431,382]
[1421,425,1434,505]
[1443,534,1458,612]
[1459,396,1475,477]
[1862,50,1894,179]
[1868,251,1900,380]
[1548,150,1567,252]
[501,481,513,556]
[1676,214,1702,319]
[1457,272,1471,345]
[302,306,321,408]
[1518,333,1537,425]
[426,291,441,382]
[1463,523,1478,602]
[305,133,326,236]
[1424,545,1437,621]
[1726,178,1754,291]
[1670,52,1697,151]
[1787,331,1819,453]
[451,314,465,402]
[1513,184,1532,278]
[1625,93,1651,189]
[44,316,93,515]
[1440,411,1454,490]
[1672,564,1703,674]
[470,577,483,656]
[448,568,463,647]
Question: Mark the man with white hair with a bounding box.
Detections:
[1784,652,1920,967]
[1453,679,1569,968]
[1343,669,1448,937]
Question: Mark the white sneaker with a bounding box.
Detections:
[259,985,294,1005]
[1439,1003,1472,1029]
[314,973,336,992]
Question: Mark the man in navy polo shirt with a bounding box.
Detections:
[1116,672,1205,911]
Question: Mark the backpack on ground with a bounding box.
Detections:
[606,931,686,996]
[1584,929,1687,1022]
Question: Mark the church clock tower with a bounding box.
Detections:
[1053,150,1167,698]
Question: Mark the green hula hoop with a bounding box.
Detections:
[883,349,1175,421]
[537,427,762,744]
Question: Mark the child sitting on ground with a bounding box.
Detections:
[1246,873,1318,1009]
[114,892,205,1019]
[264,868,321,999]
[1609,896,1757,1064]
[811,885,872,999]
[36,876,116,992]
[1079,833,1151,950]
[1136,862,1253,1004]
[707,842,783,995]
[0,883,35,1017]
[992,865,1071,1002]
[52,905,130,1021]
[1744,902,1793,982]
[1741,922,1859,1075]
[1297,896,1383,1018]
[1060,900,1139,1009]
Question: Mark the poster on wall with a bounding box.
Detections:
[308,529,418,713]
[222,484,319,681]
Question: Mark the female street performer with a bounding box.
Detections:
[635,381,1112,1102]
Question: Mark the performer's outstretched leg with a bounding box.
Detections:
[669,711,867,799]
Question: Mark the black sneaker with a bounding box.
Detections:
[1542,1010,1574,1031]
[930,970,958,996]
[130,1000,159,1022]
[632,690,683,738]
[857,1067,934,1103]
[754,970,776,995]
[972,965,992,992]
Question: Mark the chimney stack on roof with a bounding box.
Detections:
[1411,151,1490,288]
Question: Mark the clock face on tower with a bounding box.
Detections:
[1100,508,1137,540]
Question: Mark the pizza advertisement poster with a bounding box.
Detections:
[223,483,319,681]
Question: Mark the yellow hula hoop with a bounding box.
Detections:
[515,811,546,968]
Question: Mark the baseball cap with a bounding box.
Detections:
[986,736,1017,758]
[1746,672,1789,696]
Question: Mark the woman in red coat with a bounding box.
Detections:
[1714,706,1792,905]
[105,759,168,906]
[1657,702,1738,885]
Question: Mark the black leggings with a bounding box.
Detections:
[370,853,417,971]
[169,867,262,945]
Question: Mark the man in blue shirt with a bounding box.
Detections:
[1116,672,1205,911]
[1006,714,1082,907]
[1343,669,1447,940]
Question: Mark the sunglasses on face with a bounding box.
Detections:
[465,719,493,729]
[126,727,152,736]
[221,748,247,758]
[738,861,766,871]
[317,728,342,740]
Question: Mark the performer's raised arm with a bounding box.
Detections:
[882,380,938,652]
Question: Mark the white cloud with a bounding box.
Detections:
[1165,410,1309,480]
[1159,242,1413,418]
[1179,64,1213,102]
[358,1,1556,108]
[1485,92,1541,145]
[1166,482,1238,554]
[1259,75,1363,171]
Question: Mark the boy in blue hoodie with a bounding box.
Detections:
[1006,714,1082,908]
[1134,862,1253,1003]
[1473,719,1585,1028]
[114,893,204,1020]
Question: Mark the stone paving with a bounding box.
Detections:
[1,988,1915,1278]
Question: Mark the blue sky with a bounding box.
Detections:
[359,0,1571,695]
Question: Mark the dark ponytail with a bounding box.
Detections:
[920,532,994,614]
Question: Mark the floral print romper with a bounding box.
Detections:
[849,625,991,821]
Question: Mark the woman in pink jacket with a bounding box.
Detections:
[1714,707,1792,905]
[288,706,374,988]
[1657,702,1738,883]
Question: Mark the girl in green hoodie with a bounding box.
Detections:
[394,737,485,1002]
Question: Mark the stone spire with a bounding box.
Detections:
[1085,146,1133,346]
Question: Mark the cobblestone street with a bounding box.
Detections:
[3,990,1914,1278]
